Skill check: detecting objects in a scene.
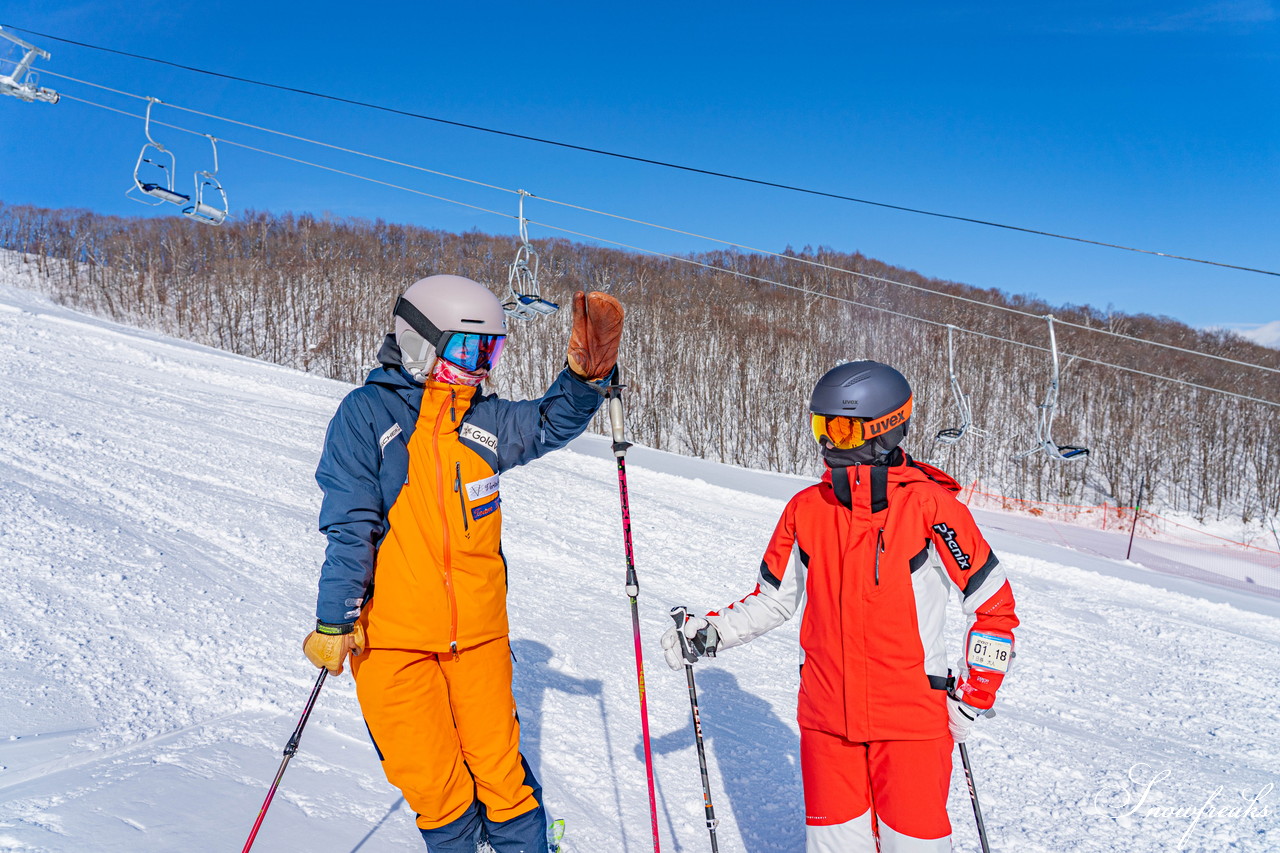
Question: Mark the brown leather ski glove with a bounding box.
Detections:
[566,291,624,381]
[303,622,366,675]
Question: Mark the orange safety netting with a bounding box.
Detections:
[957,482,1280,563]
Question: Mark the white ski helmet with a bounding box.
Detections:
[394,275,507,379]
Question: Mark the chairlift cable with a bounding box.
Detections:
[42,92,1280,411]
[41,68,1280,378]
[57,93,516,222]
[533,195,1280,376]
[525,218,1280,410]
[7,22,1279,279]
[37,68,516,198]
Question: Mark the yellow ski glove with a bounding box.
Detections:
[302,623,366,675]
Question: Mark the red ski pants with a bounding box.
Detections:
[802,728,952,851]
[351,637,538,831]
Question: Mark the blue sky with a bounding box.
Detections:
[1,2,1277,333]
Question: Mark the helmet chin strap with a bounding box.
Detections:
[404,358,433,382]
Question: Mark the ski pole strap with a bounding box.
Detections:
[576,364,621,394]
[670,607,718,663]
[670,607,698,665]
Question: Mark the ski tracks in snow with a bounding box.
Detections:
[0,275,1277,851]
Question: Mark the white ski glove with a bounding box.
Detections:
[947,695,984,743]
[662,606,720,670]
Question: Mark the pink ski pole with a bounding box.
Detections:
[607,379,662,853]
[241,667,328,852]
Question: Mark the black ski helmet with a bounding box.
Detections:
[810,361,913,463]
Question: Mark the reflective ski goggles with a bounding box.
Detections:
[394,296,506,373]
[438,331,506,373]
[810,396,913,449]
[811,413,868,449]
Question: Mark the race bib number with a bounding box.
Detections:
[967,631,1013,673]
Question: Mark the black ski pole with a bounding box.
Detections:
[958,741,992,853]
[606,378,662,853]
[670,606,720,853]
[241,667,328,853]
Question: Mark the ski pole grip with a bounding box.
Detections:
[670,606,697,665]
[609,393,625,444]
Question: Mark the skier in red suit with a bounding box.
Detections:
[663,361,1019,853]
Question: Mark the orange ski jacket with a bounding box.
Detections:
[707,451,1019,742]
[315,339,609,652]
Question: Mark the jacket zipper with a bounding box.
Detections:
[454,460,469,532]
[874,528,885,585]
[432,395,460,657]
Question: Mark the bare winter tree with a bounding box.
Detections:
[2,201,1277,523]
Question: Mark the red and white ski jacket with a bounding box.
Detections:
[706,452,1019,742]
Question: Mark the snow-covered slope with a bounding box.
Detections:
[1,281,1277,852]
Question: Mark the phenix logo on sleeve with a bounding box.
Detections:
[931,523,972,570]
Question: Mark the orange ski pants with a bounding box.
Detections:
[351,637,538,830]
[802,728,953,842]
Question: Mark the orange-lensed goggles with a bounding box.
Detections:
[810,397,913,450]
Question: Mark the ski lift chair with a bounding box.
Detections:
[502,191,559,321]
[0,28,59,104]
[1017,315,1090,461]
[935,324,987,446]
[183,135,229,225]
[128,98,190,207]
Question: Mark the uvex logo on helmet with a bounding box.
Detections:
[862,396,913,438]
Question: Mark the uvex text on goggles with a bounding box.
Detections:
[395,296,506,372]
[810,396,913,450]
